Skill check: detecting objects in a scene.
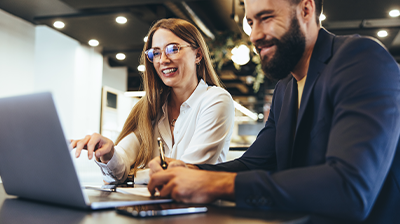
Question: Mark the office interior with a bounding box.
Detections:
[0,0,399,185]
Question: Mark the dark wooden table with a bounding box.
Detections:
[0,183,309,224]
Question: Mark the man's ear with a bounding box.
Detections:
[300,0,316,23]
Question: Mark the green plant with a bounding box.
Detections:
[206,31,264,92]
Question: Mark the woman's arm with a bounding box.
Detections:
[93,132,140,184]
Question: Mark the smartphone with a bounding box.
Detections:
[116,204,207,218]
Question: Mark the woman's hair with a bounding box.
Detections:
[115,18,222,174]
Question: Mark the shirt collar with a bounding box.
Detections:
[160,79,208,115]
[184,79,208,108]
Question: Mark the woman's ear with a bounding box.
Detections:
[195,48,203,64]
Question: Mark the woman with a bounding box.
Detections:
[71,18,234,184]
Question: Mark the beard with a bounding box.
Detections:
[255,15,306,80]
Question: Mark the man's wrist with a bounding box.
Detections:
[216,172,236,201]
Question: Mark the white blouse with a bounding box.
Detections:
[96,79,235,184]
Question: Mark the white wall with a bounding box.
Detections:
[102,57,128,92]
[34,25,103,140]
[0,10,103,139]
[101,86,139,142]
[34,25,104,184]
[101,56,135,142]
[0,9,106,185]
[0,9,35,97]
[0,9,35,180]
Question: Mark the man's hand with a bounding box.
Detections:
[148,157,196,176]
[147,167,236,204]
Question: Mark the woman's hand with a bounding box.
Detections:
[148,157,189,176]
[70,133,115,163]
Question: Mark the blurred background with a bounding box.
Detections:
[0,0,399,184]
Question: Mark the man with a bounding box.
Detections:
[148,0,400,223]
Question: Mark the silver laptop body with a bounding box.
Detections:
[0,92,171,210]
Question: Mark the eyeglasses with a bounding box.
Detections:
[145,43,191,63]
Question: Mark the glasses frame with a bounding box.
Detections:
[145,44,192,63]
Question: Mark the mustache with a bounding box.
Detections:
[254,38,280,54]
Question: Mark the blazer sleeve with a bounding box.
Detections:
[233,38,400,221]
[198,84,281,172]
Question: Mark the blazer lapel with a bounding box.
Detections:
[290,28,335,167]
[295,28,334,132]
[276,78,298,170]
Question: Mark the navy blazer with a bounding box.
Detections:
[199,28,400,223]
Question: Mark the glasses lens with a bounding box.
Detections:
[165,44,180,56]
[146,49,154,62]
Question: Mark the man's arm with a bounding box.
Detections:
[147,81,281,202]
[148,167,236,203]
[196,119,278,172]
[233,37,400,221]
[196,159,249,172]
[197,87,281,172]
[149,36,400,221]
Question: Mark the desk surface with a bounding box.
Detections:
[0,183,309,224]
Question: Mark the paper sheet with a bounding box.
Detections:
[117,187,159,197]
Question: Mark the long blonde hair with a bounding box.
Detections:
[115,18,222,174]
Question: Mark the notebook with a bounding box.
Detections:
[0,92,172,210]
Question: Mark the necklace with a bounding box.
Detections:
[170,118,177,127]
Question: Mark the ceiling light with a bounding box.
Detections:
[320,14,326,21]
[53,21,65,29]
[377,30,388,37]
[231,44,250,65]
[246,76,255,85]
[143,36,148,42]
[243,17,251,36]
[389,9,400,17]
[88,39,99,47]
[116,16,127,24]
[116,53,126,60]
[137,65,145,72]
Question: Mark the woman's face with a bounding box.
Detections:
[150,28,201,90]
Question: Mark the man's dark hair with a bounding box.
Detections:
[289,0,323,24]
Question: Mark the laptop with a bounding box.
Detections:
[0,92,172,210]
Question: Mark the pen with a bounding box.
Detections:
[157,137,168,169]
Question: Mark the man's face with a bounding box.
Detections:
[245,0,306,80]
